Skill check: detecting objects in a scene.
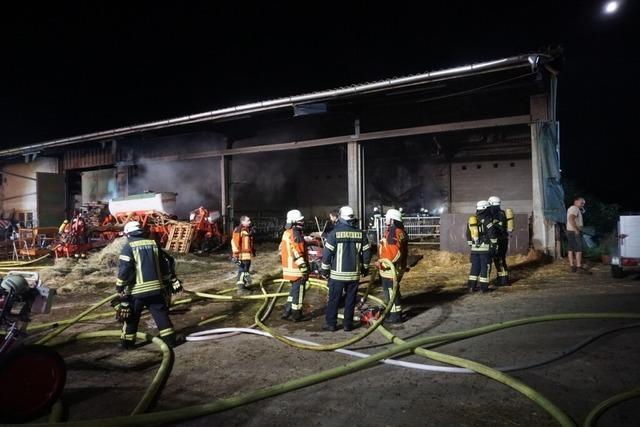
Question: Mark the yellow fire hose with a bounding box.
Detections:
[5,258,640,426]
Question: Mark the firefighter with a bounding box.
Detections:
[116,221,182,349]
[280,209,311,322]
[488,196,513,286]
[377,208,408,324]
[467,201,498,293]
[320,206,371,331]
[231,215,255,295]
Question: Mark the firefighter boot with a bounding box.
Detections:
[119,340,135,350]
[292,309,307,322]
[281,303,292,320]
[243,272,253,287]
[236,281,250,295]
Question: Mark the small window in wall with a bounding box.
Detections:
[510,162,516,167]
[461,165,467,170]
[16,211,35,228]
[493,163,499,168]
[476,164,482,169]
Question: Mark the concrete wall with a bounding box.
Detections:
[450,159,532,214]
[439,213,530,255]
[0,158,59,224]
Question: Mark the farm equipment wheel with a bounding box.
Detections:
[611,265,624,278]
[0,344,67,423]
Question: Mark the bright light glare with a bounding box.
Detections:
[604,1,619,14]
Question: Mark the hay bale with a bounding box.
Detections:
[87,237,127,269]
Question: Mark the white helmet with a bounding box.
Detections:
[240,216,251,227]
[385,209,402,224]
[476,200,490,212]
[488,196,501,206]
[339,206,354,220]
[124,221,142,235]
[286,209,304,224]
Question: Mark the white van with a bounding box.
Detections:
[611,215,640,278]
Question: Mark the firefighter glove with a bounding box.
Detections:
[299,262,309,275]
[231,256,241,266]
[320,269,330,279]
[171,277,183,294]
[115,299,131,322]
[361,266,370,277]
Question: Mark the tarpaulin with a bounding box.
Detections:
[535,121,565,223]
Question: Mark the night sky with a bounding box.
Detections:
[2,2,637,209]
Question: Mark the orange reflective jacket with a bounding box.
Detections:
[280,227,308,281]
[231,226,255,261]
[378,224,408,279]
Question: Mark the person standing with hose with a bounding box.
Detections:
[377,208,408,324]
[320,206,371,332]
[115,221,181,349]
[231,215,255,295]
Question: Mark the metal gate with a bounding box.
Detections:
[368,215,440,245]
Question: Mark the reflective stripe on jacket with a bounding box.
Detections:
[321,219,371,282]
[231,226,255,261]
[280,226,308,281]
[379,223,408,279]
[117,237,166,296]
[466,214,498,253]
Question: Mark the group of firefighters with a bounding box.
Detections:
[113,196,513,348]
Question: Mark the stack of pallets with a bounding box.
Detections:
[165,223,195,254]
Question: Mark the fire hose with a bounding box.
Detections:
[6,258,640,426]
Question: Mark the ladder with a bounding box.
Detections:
[165,223,194,254]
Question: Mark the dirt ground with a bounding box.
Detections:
[25,244,640,426]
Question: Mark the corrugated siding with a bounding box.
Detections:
[63,147,116,170]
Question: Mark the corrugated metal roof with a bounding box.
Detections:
[0,53,548,159]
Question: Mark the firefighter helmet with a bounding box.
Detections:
[339,206,354,220]
[488,196,501,206]
[124,221,142,235]
[286,209,304,224]
[476,200,490,212]
[385,209,403,224]
[240,215,251,227]
[1,274,30,296]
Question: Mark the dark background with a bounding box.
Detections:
[1,1,637,209]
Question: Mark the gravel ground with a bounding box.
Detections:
[27,248,640,426]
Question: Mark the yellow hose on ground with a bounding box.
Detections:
[51,330,173,416]
[583,386,640,427]
[252,259,399,351]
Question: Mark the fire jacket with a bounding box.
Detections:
[231,226,255,261]
[379,223,408,279]
[321,219,371,282]
[466,213,498,253]
[491,209,509,240]
[116,236,172,297]
[280,226,308,281]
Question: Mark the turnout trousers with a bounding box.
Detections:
[236,260,252,286]
[493,238,509,285]
[325,279,359,329]
[381,277,402,322]
[121,292,175,346]
[468,252,492,292]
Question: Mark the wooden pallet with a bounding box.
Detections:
[165,223,195,254]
